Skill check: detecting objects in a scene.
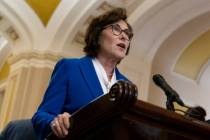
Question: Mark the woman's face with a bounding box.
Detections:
[98,20,131,61]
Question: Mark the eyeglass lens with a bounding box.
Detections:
[112,24,132,40]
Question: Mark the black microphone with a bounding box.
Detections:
[152,74,185,111]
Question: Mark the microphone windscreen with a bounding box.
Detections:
[152,74,165,86]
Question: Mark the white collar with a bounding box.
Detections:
[92,58,117,94]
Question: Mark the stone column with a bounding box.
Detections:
[0,51,62,129]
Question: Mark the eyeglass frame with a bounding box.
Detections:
[102,24,133,41]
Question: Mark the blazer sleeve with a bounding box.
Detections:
[32,58,69,140]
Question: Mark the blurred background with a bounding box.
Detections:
[1,0,210,130]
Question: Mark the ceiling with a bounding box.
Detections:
[0,0,210,90]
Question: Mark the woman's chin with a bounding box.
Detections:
[115,54,126,61]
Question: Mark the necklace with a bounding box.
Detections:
[92,58,117,94]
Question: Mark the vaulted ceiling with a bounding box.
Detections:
[1,0,210,94]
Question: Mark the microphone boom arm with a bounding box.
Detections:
[153,74,185,111]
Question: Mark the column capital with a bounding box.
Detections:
[7,51,64,72]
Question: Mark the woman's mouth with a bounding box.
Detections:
[117,43,126,50]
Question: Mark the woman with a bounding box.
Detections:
[32,7,134,140]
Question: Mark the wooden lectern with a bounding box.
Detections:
[47,82,210,140]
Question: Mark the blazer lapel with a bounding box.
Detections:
[79,56,103,99]
[115,68,128,81]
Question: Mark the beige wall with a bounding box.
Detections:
[0,52,59,129]
[1,0,210,130]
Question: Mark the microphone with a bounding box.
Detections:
[152,74,185,111]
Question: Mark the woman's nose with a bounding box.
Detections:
[119,32,129,41]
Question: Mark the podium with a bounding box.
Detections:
[47,82,210,140]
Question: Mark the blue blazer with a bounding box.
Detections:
[32,56,128,140]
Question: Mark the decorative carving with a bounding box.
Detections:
[73,0,142,45]
[5,26,19,41]
[7,51,63,67]
[96,1,113,13]
[109,80,138,106]
[73,1,114,45]
[74,31,85,45]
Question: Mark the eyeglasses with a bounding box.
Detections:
[103,24,133,41]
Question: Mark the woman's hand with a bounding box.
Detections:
[50,112,71,138]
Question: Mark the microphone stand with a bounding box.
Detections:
[165,91,190,112]
[165,93,206,121]
[166,96,175,111]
